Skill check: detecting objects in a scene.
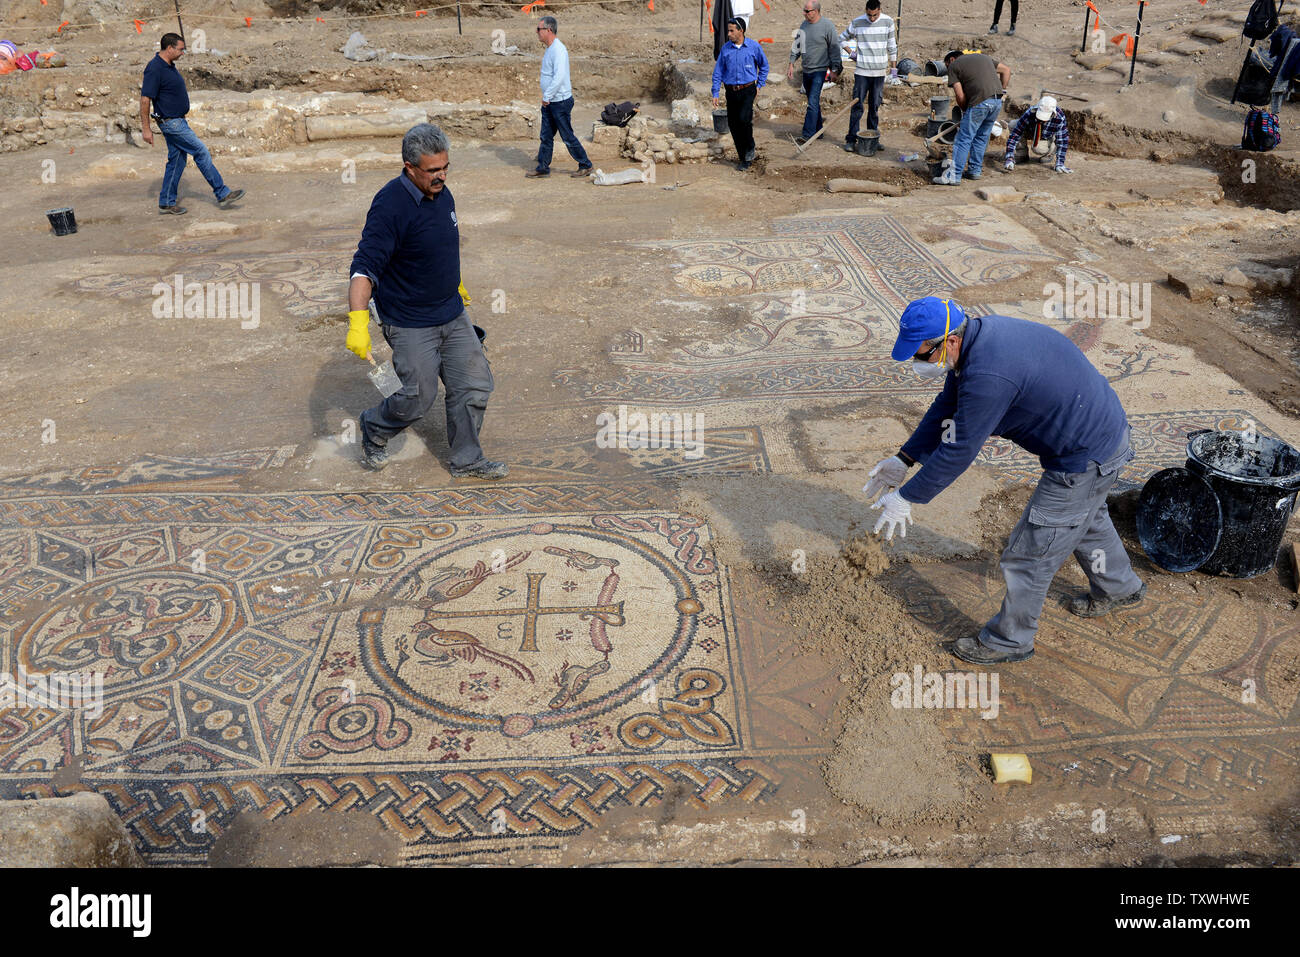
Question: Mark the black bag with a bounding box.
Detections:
[1237,50,1275,105]
[1244,0,1279,41]
[600,101,639,127]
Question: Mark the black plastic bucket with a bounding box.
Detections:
[854,132,880,156]
[1138,429,1300,578]
[923,59,947,77]
[712,109,729,134]
[46,207,77,235]
[929,96,951,118]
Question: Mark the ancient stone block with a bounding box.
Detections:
[0,793,142,867]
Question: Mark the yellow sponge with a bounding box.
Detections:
[991,753,1032,784]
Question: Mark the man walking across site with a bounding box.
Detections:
[839,0,896,152]
[347,124,507,480]
[863,297,1146,665]
[934,48,1011,184]
[526,16,593,179]
[140,32,244,214]
[711,17,770,171]
[788,1,842,145]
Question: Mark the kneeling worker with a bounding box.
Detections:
[1003,95,1073,174]
[863,296,1145,665]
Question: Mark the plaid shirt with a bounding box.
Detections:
[1004,107,1070,166]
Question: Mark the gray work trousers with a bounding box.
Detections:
[980,429,1143,653]
[360,310,494,470]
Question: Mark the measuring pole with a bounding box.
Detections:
[1127,0,1145,85]
[173,0,185,41]
[896,0,903,44]
[1080,4,1092,52]
[700,0,704,41]
[457,3,462,35]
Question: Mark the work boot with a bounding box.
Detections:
[217,188,245,209]
[360,442,390,471]
[1008,24,1017,36]
[1069,582,1146,618]
[988,24,999,34]
[450,459,509,480]
[949,635,1033,665]
[159,205,188,215]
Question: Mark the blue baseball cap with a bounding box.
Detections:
[890,296,966,361]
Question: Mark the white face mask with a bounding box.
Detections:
[912,358,947,380]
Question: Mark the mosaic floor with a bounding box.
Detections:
[0,483,840,863]
[895,560,1300,812]
[7,207,1298,862]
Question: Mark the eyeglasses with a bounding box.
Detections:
[914,339,945,361]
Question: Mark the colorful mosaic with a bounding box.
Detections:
[556,208,1084,406]
[0,484,832,863]
[891,560,1300,807]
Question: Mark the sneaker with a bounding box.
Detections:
[450,459,509,480]
[949,635,1033,665]
[737,161,751,171]
[744,148,756,163]
[1069,582,1146,618]
[217,188,245,209]
[932,173,960,185]
[988,24,999,34]
[794,136,809,146]
[571,166,594,178]
[963,170,982,180]
[525,169,550,178]
[842,141,856,152]
[1008,24,1016,36]
[159,204,188,215]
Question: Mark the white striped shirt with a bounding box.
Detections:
[840,13,896,77]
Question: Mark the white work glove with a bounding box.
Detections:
[862,455,909,502]
[871,490,914,541]
[1054,164,1073,174]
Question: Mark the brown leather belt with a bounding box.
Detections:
[725,81,756,91]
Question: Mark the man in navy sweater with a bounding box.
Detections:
[346,123,506,479]
[864,297,1145,664]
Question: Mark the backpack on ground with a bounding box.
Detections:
[1242,108,1281,151]
[600,101,639,127]
[1244,0,1279,41]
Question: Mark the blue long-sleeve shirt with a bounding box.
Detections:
[540,38,573,102]
[898,315,1128,504]
[711,38,770,97]
[349,172,462,327]
[1004,107,1070,167]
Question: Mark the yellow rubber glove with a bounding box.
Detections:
[347,309,372,360]
[458,281,471,305]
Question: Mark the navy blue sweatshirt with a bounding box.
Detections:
[349,172,462,327]
[899,315,1128,504]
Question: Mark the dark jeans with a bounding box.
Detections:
[725,83,757,161]
[992,0,1018,25]
[157,117,230,207]
[360,311,495,470]
[845,74,884,143]
[536,96,591,173]
[800,70,827,139]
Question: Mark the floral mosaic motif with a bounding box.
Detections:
[428,728,475,762]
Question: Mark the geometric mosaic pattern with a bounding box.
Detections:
[0,484,841,864]
[553,209,1079,406]
[891,559,1300,807]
